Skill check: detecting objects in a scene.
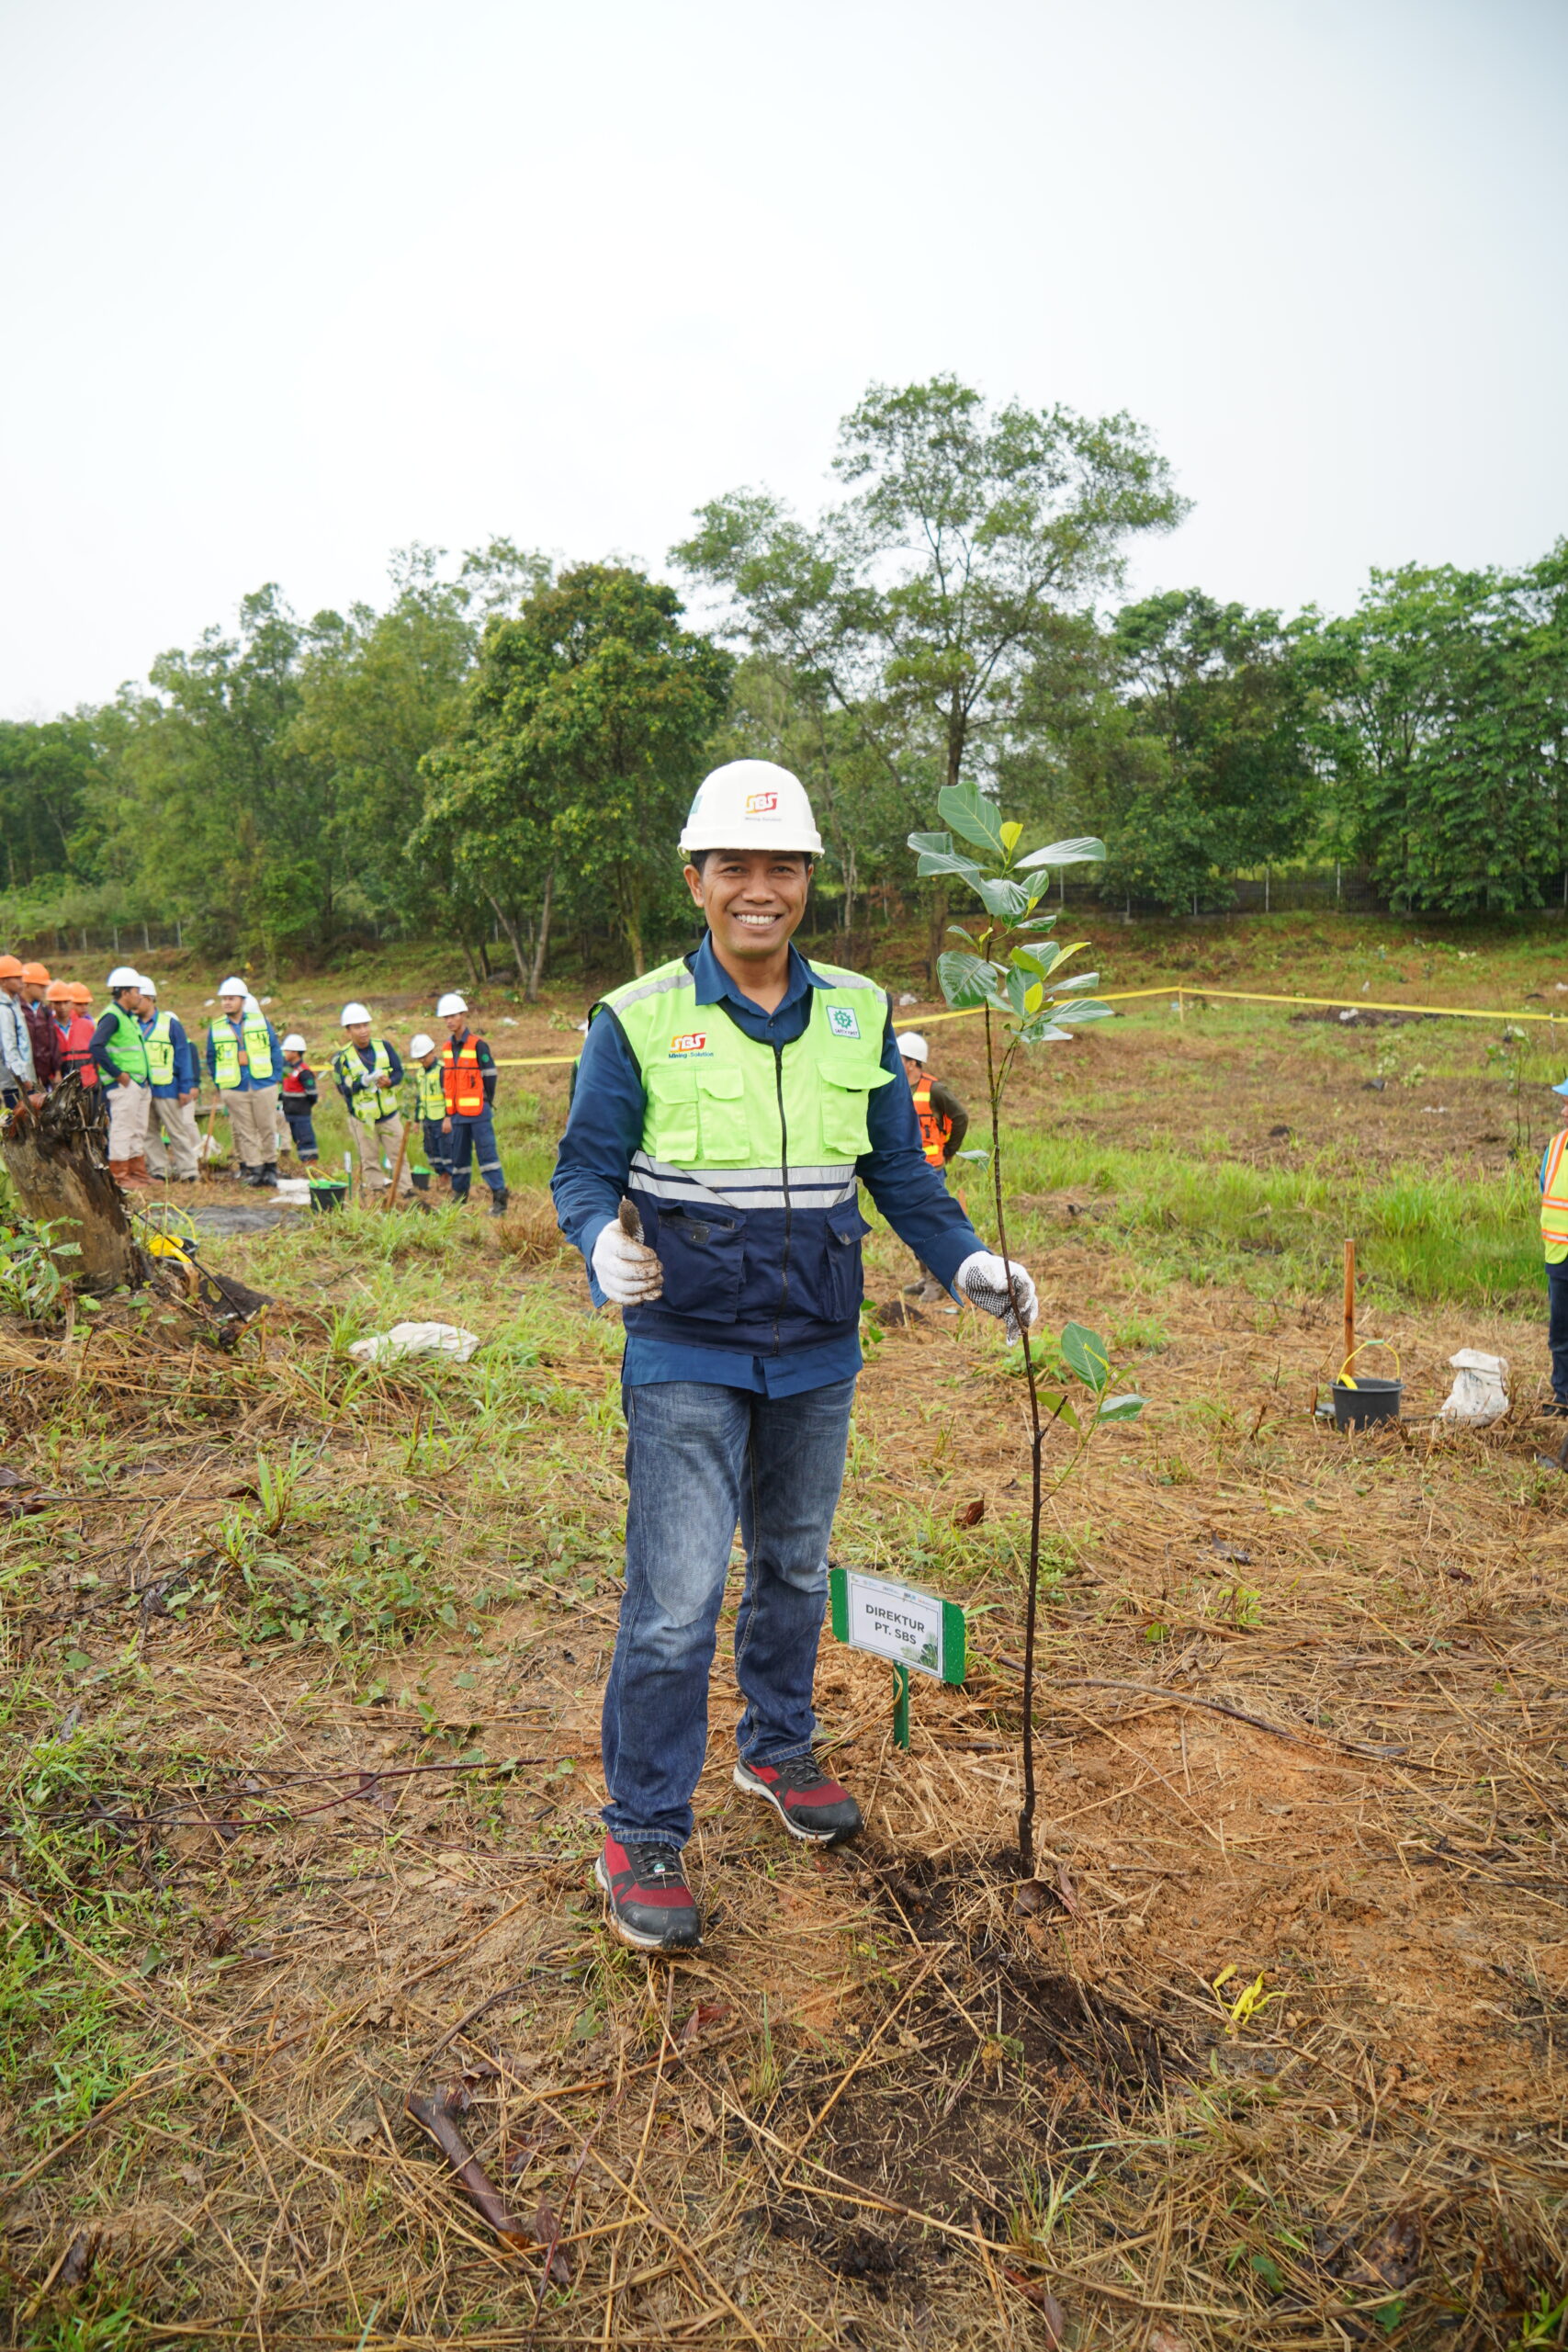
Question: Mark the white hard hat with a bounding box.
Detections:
[341,1001,371,1026]
[281,1032,307,1052]
[896,1033,929,1064]
[218,976,246,997]
[136,975,157,996]
[678,761,823,857]
[436,991,468,1017]
[107,965,141,989]
[409,1031,436,1057]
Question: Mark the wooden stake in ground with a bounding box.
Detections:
[1343,1238,1356,1373]
[383,1125,410,1212]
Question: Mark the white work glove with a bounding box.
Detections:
[591,1207,664,1306]
[954,1250,1038,1344]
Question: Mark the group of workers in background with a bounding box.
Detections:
[0,959,509,1215]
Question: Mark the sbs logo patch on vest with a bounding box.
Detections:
[669,1032,709,1057]
[826,1006,860,1040]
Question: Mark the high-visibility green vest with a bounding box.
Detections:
[603,956,892,1174]
[102,1001,149,1083]
[412,1060,446,1123]
[335,1040,399,1123]
[142,1011,175,1089]
[210,1012,278,1090]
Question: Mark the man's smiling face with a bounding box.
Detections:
[684,849,812,964]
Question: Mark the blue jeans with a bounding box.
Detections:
[447,1108,503,1197]
[602,1375,857,1848]
[284,1109,318,1160]
[1549,1263,1568,1403]
[422,1117,450,1179]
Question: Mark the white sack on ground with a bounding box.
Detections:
[1438,1350,1509,1427]
[348,1321,481,1365]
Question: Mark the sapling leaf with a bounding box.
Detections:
[1036,1390,1080,1430]
[1006,967,1030,1018]
[1051,1001,1115,1024]
[1000,820,1024,854]
[953,1147,990,1163]
[915,846,987,885]
[1095,1394,1145,1422]
[908,831,953,858]
[1010,946,1050,978]
[937,949,995,1009]
[1046,969,1102,994]
[1019,1020,1072,1044]
[1015,835,1109,870]
[937,779,1008,858]
[974,874,1032,922]
[1061,1322,1112,1391]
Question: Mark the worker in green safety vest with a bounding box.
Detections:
[205,978,284,1188]
[88,966,153,1185]
[333,1002,413,1198]
[138,978,200,1182]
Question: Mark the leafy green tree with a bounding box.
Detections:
[1298,553,1568,913]
[1085,591,1314,911]
[675,374,1186,953]
[420,564,732,985]
[0,717,105,899]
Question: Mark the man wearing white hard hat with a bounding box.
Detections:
[438,993,507,1216]
[206,979,285,1187]
[89,967,153,1184]
[279,1034,320,1165]
[406,1032,450,1188]
[333,1004,413,1197]
[137,978,201,1183]
[553,759,1038,1955]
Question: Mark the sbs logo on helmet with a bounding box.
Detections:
[744,790,778,815]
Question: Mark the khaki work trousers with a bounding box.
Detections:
[225,1084,280,1172]
[352,1113,414,1196]
[106,1079,151,1167]
[145,1095,200,1181]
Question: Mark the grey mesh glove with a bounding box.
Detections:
[954,1250,1038,1343]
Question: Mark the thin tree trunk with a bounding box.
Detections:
[526,868,555,1003]
[485,891,530,984]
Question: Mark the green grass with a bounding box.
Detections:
[995,1128,1540,1306]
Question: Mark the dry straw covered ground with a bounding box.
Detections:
[3,919,1568,2350]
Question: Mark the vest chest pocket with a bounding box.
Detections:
[821,1202,871,1322]
[644,1064,699,1161]
[695,1064,748,1161]
[819,1061,893,1158]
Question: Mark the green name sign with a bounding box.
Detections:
[829,1567,965,1685]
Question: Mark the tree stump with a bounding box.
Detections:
[1,1078,144,1293]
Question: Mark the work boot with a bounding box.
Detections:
[594,1838,701,1954]
[107,1159,130,1185]
[489,1186,510,1218]
[733,1755,863,1844]
[124,1157,150,1187]
[258,1162,279,1187]
[238,1164,262,1188]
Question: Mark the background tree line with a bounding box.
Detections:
[5,377,1567,990]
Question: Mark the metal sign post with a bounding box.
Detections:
[829,1567,965,1752]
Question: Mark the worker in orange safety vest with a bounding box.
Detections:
[895,1031,971,1306]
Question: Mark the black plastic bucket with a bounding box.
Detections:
[411,1168,431,1192]
[1332,1376,1402,1430]
[309,1180,348,1215]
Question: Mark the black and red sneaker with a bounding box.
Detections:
[734,1755,863,1844]
[593,1838,702,1954]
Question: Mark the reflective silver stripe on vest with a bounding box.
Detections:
[809,966,883,992]
[606,969,695,1015]
[628,1150,856,1214]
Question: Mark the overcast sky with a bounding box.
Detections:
[2,0,1564,718]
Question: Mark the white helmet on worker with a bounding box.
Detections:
[341,1001,371,1026]
[107,965,141,990]
[896,1033,929,1065]
[137,975,157,996]
[678,761,823,857]
[436,991,467,1017]
[409,1032,435,1057]
[218,976,246,998]
[281,1032,307,1052]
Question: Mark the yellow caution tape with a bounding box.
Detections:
[480,979,1561,1066]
